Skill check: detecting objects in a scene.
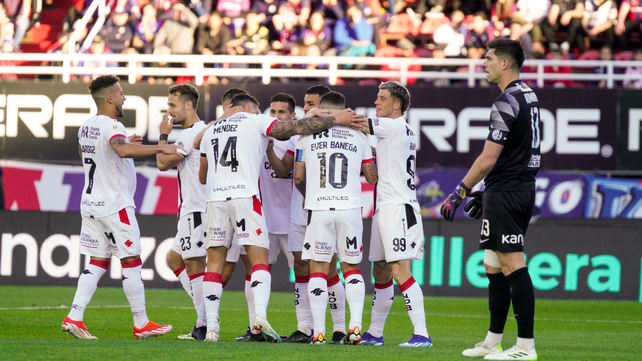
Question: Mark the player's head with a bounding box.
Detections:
[484,38,525,82]
[89,75,126,118]
[376,81,410,118]
[167,84,199,124]
[303,85,331,114]
[270,93,296,121]
[319,91,345,110]
[231,93,260,114]
[221,88,249,109]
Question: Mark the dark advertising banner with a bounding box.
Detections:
[2,211,640,301]
[584,175,642,218]
[0,82,207,161]
[416,168,588,219]
[618,90,642,170]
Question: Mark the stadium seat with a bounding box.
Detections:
[615,51,633,61]
[578,50,600,60]
[380,14,417,44]
[374,45,399,58]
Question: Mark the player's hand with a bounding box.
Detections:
[163,144,188,157]
[159,112,174,136]
[266,138,274,152]
[334,108,367,127]
[128,133,143,144]
[219,105,242,121]
[440,182,471,222]
[463,191,483,219]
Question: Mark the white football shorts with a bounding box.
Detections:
[369,203,425,263]
[79,207,140,259]
[286,223,306,253]
[170,212,207,260]
[268,233,293,267]
[203,196,269,250]
[302,208,363,264]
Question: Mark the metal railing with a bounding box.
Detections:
[0,52,639,87]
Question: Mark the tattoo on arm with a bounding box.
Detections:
[269,117,336,139]
[294,176,306,197]
[368,163,378,183]
[112,137,127,147]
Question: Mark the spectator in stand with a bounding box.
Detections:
[196,11,231,55]
[271,5,301,55]
[623,48,642,89]
[334,5,376,60]
[456,45,489,86]
[465,12,495,54]
[509,0,550,45]
[544,43,574,87]
[456,0,491,15]
[297,10,333,55]
[132,3,162,54]
[313,0,345,27]
[228,10,270,55]
[491,0,516,37]
[592,44,616,87]
[6,0,32,51]
[154,2,199,54]
[0,2,14,45]
[252,0,282,26]
[186,0,211,23]
[582,0,618,49]
[281,0,312,27]
[426,0,447,14]
[433,10,467,57]
[615,0,642,50]
[65,0,91,32]
[100,7,135,54]
[541,0,585,53]
[217,0,251,30]
[78,35,118,83]
[353,0,385,46]
[379,37,422,85]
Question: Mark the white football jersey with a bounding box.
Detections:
[175,121,207,218]
[200,112,278,202]
[369,117,420,213]
[259,139,292,234]
[78,115,136,217]
[287,135,307,225]
[296,126,373,211]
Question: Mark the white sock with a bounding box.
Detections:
[400,277,428,337]
[343,270,365,332]
[367,280,394,338]
[203,272,223,332]
[328,274,346,333]
[250,265,272,319]
[189,272,204,323]
[121,259,149,329]
[68,260,109,321]
[517,337,535,351]
[484,331,503,348]
[295,276,312,335]
[244,275,255,327]
[308,273,328,338]
[173,265,192,297]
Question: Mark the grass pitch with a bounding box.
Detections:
[1,285,640,360]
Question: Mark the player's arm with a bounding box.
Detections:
[78,145,82,158]
[110,135,186,159]
[461,140,503,188]
[294,160,306,197]
[361,161,378,185]
[199,154,208,184]
[265,139,294,177]
[268,108,366,139]
[193,106,243,150]
[156,113,184,171]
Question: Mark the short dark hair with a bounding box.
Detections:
[379,81,410,115]
[305,85,331,96]
[270,93,296,113]
[487,38,525,71]
[319,91,346,109]
[231,93,260,108]
[168,83,200,108]
[88,75,120,100]
[221,88,248,106]
[210,10,223,18]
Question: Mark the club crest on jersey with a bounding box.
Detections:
[112,125,119,130]
[492,129,503,141]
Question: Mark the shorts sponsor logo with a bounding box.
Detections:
[255,228,263,236]
[81,200,105,207]
[80,233,99,248]
[210,227,226,237]
[528,154,541,168]
[314,241,333,255]
[502,234,524,244]
[317,195,349,201]
[124,240,133,248]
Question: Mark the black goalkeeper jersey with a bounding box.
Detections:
[484,80,541,191]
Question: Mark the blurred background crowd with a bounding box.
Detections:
[1,0,641,87]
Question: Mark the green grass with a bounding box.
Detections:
[1,286,641,360]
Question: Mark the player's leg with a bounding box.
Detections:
[327,254,347,344]
[361,211,392,346]
[167,250,190,295]
[390,259,431,347]
[336,208,366,345]
[62,215,110,339]
[284,222,313,343]
[308,260,332,344]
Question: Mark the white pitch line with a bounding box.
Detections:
[2,305,641,324]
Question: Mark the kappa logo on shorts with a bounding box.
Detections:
[197,241,204,248]
[310,288,325,296]
[304,243,311,250]
[411,242,416,249]
[206,294,220,301]
[124,240,133,248]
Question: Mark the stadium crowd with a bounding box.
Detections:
[3,0,642,87]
